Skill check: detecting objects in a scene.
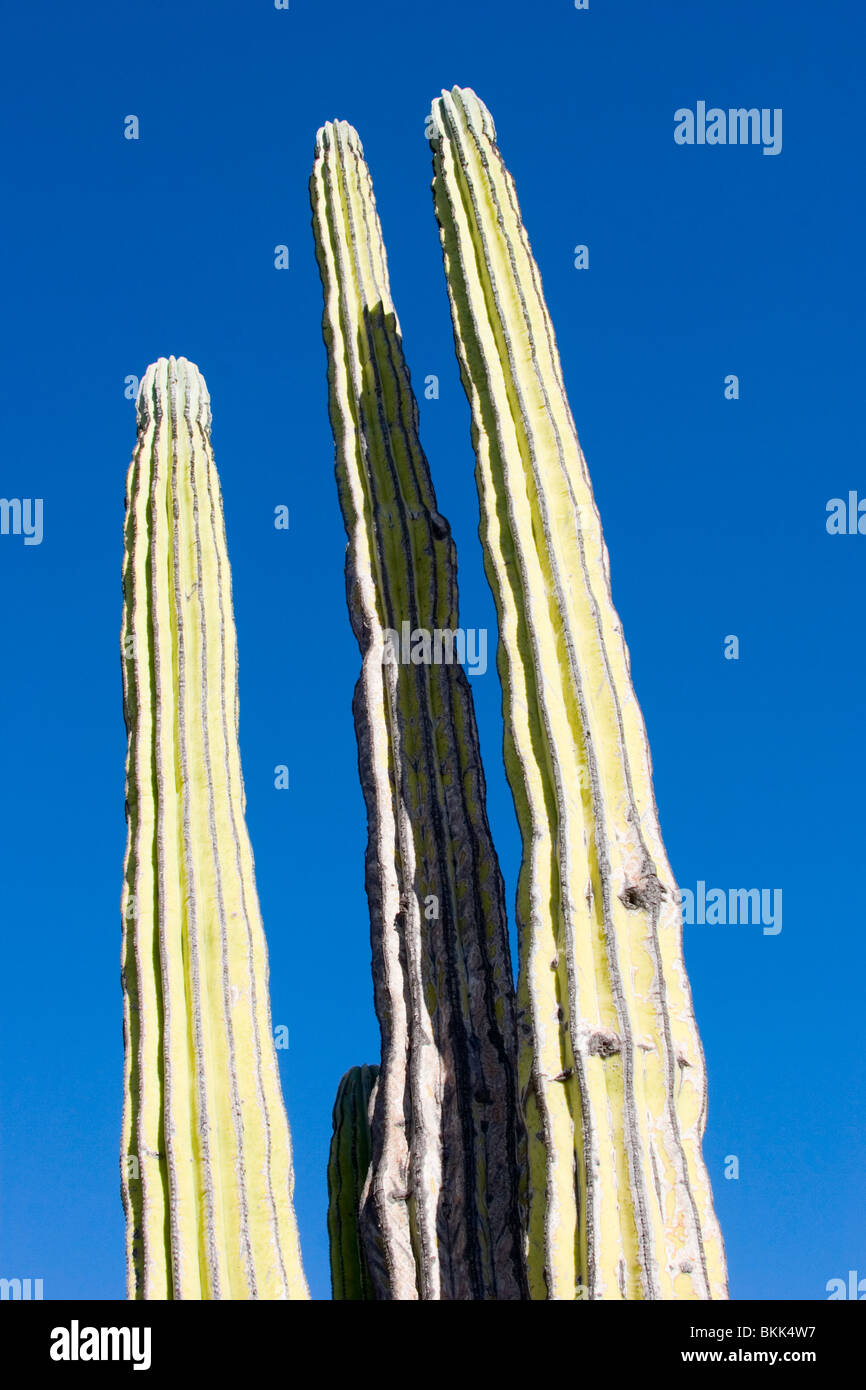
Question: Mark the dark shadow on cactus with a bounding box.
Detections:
[346,302,527,1300]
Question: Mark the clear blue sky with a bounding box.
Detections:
[1,0,863,1301]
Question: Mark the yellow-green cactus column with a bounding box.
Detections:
[327,1065,378,1301]
[311,123,525,1301]
[430,87,728,1301]
[120,356,309,1300]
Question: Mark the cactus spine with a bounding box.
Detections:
[429,87,728,1301]
[311,122,526,1301]
[120,356,308,1300]
[327,1065,378,1300]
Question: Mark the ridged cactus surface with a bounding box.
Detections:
[120,356,309,1300]
[429,87,728,1301]
[311,123,526,1301]
[327,1065,378,1301]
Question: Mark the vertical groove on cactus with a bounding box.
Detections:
[311,122,526,1301]
[327,1065,379,1300]
[120,356,309,1300]
[429,86,728,1301]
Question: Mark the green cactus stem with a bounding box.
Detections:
[120,356,309,1300]
[327,1065,379,1301]
[311,122,526,1301]
[429,86,728,1301]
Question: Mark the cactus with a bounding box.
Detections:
[120,356,309,1300]
[311,122,526,1301]
[429,87,728,1301]
[327,1065,378,1300]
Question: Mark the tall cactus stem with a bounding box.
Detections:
[311,122,526,1301]
[327,1065,379,1300]
[120,356,309,1300]
[429,86,728,1301]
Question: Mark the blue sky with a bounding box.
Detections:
[0,0,863,1300]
